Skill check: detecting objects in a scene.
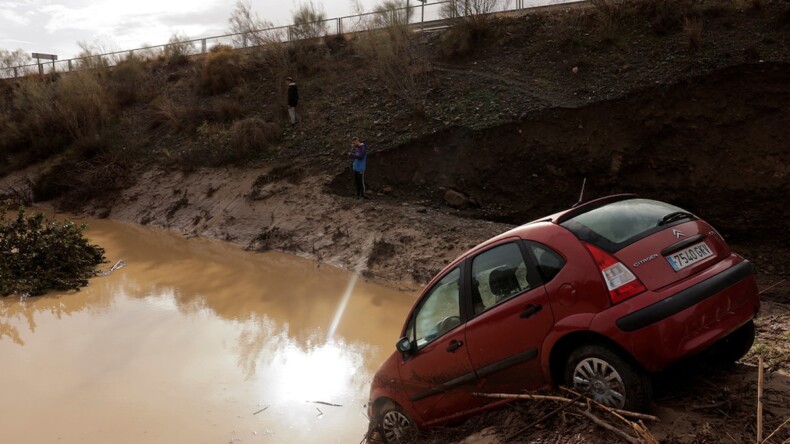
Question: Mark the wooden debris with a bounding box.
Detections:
[758,355,765,444]
[252,405,269,415]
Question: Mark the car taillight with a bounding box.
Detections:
[583,243,646,304]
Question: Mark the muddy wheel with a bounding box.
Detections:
[564,344,651,411]
[706,320,755,365]
[377,400,415,443]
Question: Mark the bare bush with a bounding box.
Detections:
[441,0,497,31]
[228,0,275,47]
[76,41,111,70]
[0,48,31,77]
[199,45,243,95]
[290,1,328,40]
[373,0,414,27]
[230,118,281,158]
[110,54,145,106]
[164,33,195,64]
[354,24,429,112]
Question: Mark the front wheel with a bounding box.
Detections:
[376,400,416,443]
[564,344,652,411]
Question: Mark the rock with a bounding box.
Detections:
[444,189,469,209]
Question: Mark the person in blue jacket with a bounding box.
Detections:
[349,137,367,200]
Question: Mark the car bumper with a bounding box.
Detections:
[591,258,760,372]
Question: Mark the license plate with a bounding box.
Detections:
[666,242,714,271]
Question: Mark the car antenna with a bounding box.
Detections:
[572,178,587,208]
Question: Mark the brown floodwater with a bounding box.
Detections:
[0,214,418,443]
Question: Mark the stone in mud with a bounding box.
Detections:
[444,189,469,209]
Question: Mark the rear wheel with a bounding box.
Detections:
[564,344,652,411]
[376,400,416,443]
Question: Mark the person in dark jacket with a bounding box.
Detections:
[286,77,298,127]
[349,137,367,200]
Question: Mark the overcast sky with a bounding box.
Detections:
[0,0,382,60]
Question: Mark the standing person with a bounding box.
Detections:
[286,77,298,128]
[349,137,368,200]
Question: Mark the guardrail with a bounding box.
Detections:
[0,0,582,79]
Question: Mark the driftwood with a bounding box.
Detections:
[763,416,790,443]
[577,404,641,444]
[473,389,660,444]
[473,391,659,421]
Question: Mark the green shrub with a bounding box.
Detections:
[0,203,106,296]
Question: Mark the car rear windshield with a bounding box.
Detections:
[560,198,688,252]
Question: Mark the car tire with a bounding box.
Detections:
[376,400,416,443]
[706,320,756,365]
[564,344,652,411]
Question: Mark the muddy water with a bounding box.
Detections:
[0,215,418,443]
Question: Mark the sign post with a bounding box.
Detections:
[32,53,57,75]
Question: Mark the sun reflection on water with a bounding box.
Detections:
[268,338,366,404]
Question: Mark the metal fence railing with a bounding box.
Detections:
[0,0,582,79]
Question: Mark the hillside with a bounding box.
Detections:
[1,0,789,441]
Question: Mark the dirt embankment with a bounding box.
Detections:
[1,1,789,441]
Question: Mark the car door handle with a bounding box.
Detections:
[520,304,543,319]
[446,340,464,353]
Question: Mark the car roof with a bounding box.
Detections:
[425,194,641,287]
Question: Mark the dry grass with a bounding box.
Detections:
[683,16,703,50]
[199,45,242,95]
[229,117,281,156]
[163,33,195,65]
[110,55,146,106]
[354,25,430,112]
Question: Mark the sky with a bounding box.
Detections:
[0,0,382,60]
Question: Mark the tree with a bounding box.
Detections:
[290,1,328,40]
[373,0,414,27]
[0,48,31,77]
[228,0,274,47]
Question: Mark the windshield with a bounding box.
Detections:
[560,198,689,252]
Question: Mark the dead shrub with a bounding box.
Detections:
[290,1,328,40]
[163,33,195,65]
[210,98,243,122]
[230,117,280,156]
[683,16,703,50]
[590,0,630,34]
[110,55,145,106]
[199,45,242,95]
[55,70,112,139]
[373,0,414,27]
[355,26,429,112]
[439,0,497,55]
[149,96,207,132]
[636,0,699,35]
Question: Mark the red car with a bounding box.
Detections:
[368,195,760,442]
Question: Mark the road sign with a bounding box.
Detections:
[32,53,58,60]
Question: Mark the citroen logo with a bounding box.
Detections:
[672,229,685,238]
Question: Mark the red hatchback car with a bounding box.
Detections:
[368,195,760,442]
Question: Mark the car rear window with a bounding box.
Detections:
[560,198,688,252]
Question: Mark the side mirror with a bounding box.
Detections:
[396,337,413,354]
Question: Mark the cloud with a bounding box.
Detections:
[0,7,31,26]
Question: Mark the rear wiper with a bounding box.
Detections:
[658,211,695,226]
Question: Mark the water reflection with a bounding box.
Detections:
[0,215,416,443]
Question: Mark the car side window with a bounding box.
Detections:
[527,242,565,283]
[471,243,536,315]
[411,268,461,349]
